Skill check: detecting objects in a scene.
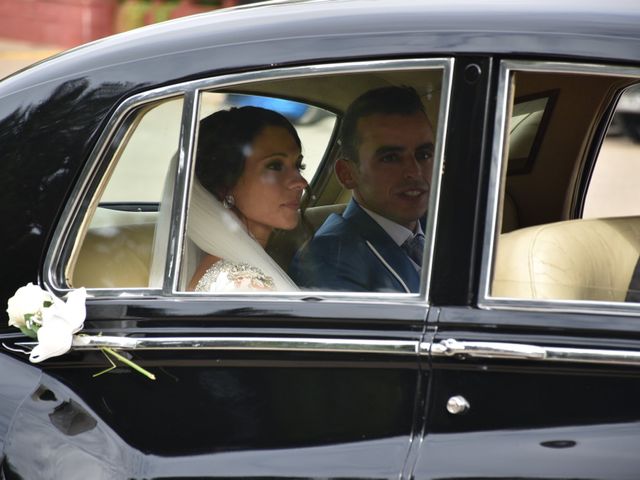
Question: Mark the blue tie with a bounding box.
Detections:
[402,233,425,266]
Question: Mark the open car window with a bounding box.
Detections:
[485,62,640,307]
[179,65,448,295]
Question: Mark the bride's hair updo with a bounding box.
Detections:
[195,106,301,200]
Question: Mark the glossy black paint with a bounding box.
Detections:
[417,343,640,478]
[1,346,422,478]
[2,0,640,478]
[412,302,640,479]
[430,56,494,307]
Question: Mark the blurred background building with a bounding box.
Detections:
[0,0,257,49]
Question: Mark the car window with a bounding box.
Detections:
[488,64,640,305]
[67,97,183,289]
[179,66,448,294]
[55,61,451,297]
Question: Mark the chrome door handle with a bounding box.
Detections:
[430,338,546,360]
[428,338,640,367]
[446,395,470,415]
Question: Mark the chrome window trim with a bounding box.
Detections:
[166,89,200,295]
[479,60,640,316]
[44,88,188,298]
[60,335,417,356]
[423,57,454,302]
[12,333,640,366]
[478,59,512,307]
[481,297,640,318]
[44,57,454,305]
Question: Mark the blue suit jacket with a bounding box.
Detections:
[290,200,420,292]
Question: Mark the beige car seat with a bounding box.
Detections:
[72,223,155,288]
[493,216,640,301]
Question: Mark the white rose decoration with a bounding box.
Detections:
[30,287,86,363]
[5,283,154,379]
[6,282,53,332]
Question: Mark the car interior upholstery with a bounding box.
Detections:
[505,72,636,228]
[71,221,154,288]
[493,216,640,301]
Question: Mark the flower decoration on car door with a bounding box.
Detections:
[5,283,155,379]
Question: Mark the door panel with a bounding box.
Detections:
[2,321,424,479]
[412,311,640,479]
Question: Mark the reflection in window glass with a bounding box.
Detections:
[68,97,183,289]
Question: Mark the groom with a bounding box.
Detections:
[290,86,435,292]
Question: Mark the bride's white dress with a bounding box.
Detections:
[194,259,276,292]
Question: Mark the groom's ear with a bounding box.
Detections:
[335,158,357,189]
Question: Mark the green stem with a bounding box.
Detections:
[93,349,116,378]
[102,347,156,380]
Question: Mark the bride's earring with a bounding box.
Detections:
[223,194,235,209]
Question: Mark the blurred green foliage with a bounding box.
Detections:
[115,0,225,32]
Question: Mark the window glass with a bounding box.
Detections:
[491,69,640,303]
[68,97,183,289]
[181,67,446,295]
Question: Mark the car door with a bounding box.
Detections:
[412,60,640,479]
[1,58,456,479]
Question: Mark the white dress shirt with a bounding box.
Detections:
[359,203,424,270]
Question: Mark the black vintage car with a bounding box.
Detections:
[2,0,640,478]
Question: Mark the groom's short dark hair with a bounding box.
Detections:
[338,86,427,164]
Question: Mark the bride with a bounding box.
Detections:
[186,106,307,292]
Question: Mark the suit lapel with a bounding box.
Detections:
[342,200,420,292]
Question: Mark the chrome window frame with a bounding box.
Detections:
[44,57,454,304]
[479,60,640,316]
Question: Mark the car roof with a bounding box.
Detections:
[3,0,640,100]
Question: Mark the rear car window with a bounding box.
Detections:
[68,97,183,289]
[488,65,640,305]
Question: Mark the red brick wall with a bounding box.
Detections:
[0,0,117,48]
